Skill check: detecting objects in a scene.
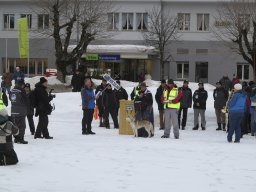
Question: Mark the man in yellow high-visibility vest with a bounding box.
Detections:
[161,79,182,139]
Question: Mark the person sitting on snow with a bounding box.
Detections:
[0,109,19,166]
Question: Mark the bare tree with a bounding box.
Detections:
[33,0,111,82]
[214,0,256,81]
[143,7,178,79]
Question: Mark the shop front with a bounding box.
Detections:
[70,45,158,82]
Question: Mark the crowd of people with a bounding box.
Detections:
[0,67,55,166]
[1,69,255,166]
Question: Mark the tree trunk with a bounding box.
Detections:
[160,51,165,80]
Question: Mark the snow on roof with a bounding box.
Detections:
[68,44,158,54]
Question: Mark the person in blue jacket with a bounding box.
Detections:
[81,78,96,135]
[12,67,25,85]
[227,83,248,143]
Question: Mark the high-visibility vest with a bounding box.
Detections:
[133,86,140,100]
[0,93,5,111]
[163,88,180,109]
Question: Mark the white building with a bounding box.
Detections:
[0,0,253,83]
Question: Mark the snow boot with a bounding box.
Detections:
[216,123,222,131]
[14,138,28,144]
[192,124,199,130]
[222,123,226,131]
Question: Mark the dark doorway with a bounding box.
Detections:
[195,62,208,83]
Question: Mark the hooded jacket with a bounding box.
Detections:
[10,86,27,116]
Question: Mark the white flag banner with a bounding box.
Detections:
[103,74,121,90]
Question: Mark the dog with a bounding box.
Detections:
[126,115,154,138]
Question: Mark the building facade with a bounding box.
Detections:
[0,0,253,84]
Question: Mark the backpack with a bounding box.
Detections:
[29,90,38,108]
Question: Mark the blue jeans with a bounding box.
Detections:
[250,107,256,135]
[227,112,244,142]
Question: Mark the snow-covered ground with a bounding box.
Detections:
[1,80,256,192]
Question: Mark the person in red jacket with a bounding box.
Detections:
[161,79,182,139]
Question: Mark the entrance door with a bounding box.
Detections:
[195,62,208,83]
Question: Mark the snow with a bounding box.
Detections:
[1,79,256,192]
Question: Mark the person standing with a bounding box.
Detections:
[249,81,256,136]
[232,74,240,89]
[24,83,35,135]
[9,82,28,144]
[81,78,96,135]
[192,82,208,130]
[113,80,128,117]
[102,84,119,129]
[178,80,192,130]
[220,74,232,92]
[1,71,12,94]
[71,70,83,92]
[213,81,229,131]
[161,79,182,139]
[95,79,107,127]
[155,80,166,130]
[12,67,25,85]
[0,109,19,166]
[227,83,249,143]
[34,77,54,139]
[134,82,154,137]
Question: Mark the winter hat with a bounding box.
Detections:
[0,109,8,125]
[40,77,47,84]
[140,82,147,87]
[234,83,242,91]
[216,81,221,85]
[168,79,174,84]
[198,82,204,86]
[116,80,121,85]
[161,79,166,84]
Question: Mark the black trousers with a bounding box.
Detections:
[27,115,35,134]
[12,115,26,140]
[104,107,119,127]
[82,109,94,132]
[35,114,49,137]
[178,108,188,128]
[0,149,19,166]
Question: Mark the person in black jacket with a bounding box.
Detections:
[24,83,35,135]
[0,109,19,166]
[102,84,119,129]
[95,79,107,127]
[213,81,229,131]
[155,79,166,130]
[113,80,128,117]
[192,82,208,130]
[34,77,54,139]
[178,80,192,130]
[9,81,28,144]
[134,82,154,137]
[71,70,83,92]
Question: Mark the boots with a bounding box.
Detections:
[192,124,199,130]
[216,123,222,131]
[222,123,226,131]
[14,138,28,144]
[99,117,104,127]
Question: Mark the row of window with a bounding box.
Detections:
[2,12,251,32]
[177,62,249,80]
[3,14,49,30]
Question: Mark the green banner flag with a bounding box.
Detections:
[17,18,29,59]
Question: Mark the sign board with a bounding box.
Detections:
[103,74,121,90]
[99,54,120,61]
[85,53,99,61]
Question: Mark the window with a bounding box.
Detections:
[122,13,133,30]
[196,49,208,54]
[177,48,189,54]
[108,13,119,30]
[136,13,148,30]
[238,14,250,31]
[177,62,189,79]
[38,14,49,29]
[178,13,190,31]
[237,64,249,80]
[21,14,32,29]
[197,14,209,31]
[4,14,15,30]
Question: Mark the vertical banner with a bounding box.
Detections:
[17,18,29,59]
